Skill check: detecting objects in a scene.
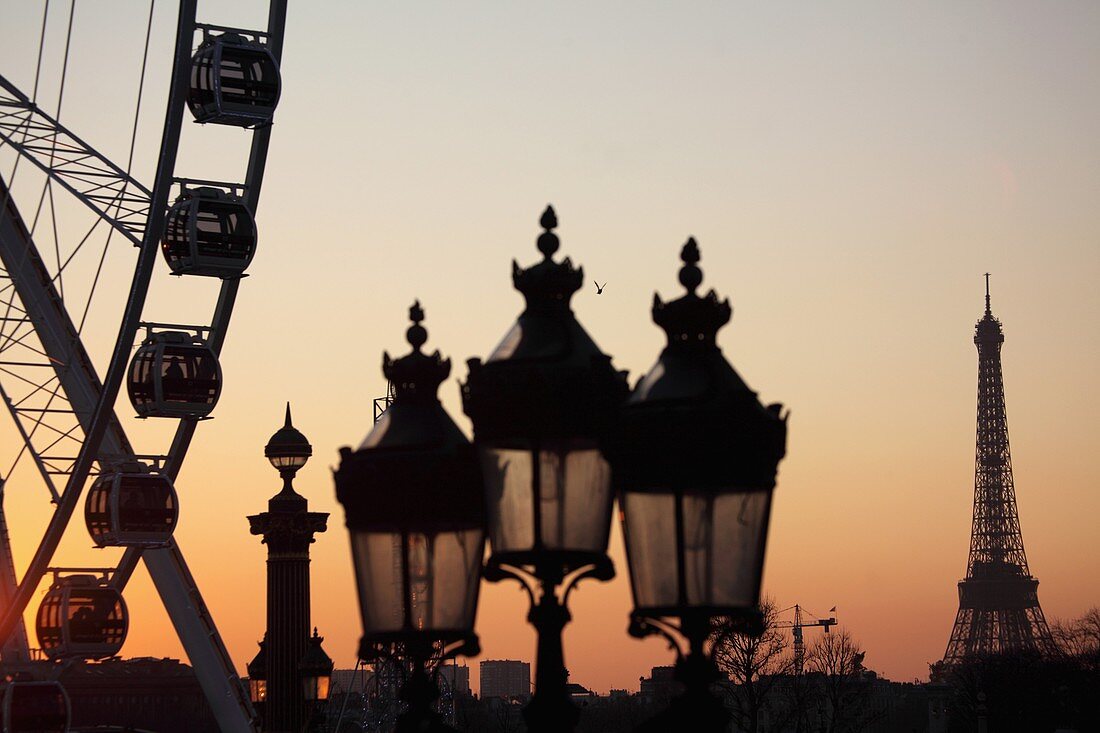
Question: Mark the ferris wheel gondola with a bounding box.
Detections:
[0,680,69,733]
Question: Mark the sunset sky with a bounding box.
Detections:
[1,0,1098,695]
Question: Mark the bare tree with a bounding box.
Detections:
[1052,607,1100,671]
[806,628,875,733]
[712,597,794,733]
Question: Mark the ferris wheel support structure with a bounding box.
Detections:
[0,2,289,731]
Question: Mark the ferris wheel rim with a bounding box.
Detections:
[0,3,290,730]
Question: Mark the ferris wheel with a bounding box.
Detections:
[0,2,287,731]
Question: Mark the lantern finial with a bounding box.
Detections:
[407,300,428,352]
[652,239,732,348]
[679,237,703,294]
[512,205,584,313]
[383,302,451,401]
[537,205,559,259]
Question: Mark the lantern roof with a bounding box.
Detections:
[298,629,334,677]
[651,238,732,349]
[511,205,585,314]
[618,240,787,491]
[265,403,312,461]
[632,239,751,404]
[246,636,266,679]
[381,301,452,403]
[462,206,629,441]
[336,303,483,532]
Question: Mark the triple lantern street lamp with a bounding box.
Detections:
[334,207,787,733]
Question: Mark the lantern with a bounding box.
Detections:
[616,239,786,629]
[127,330,221,419]
[614,240,788,733]
[335,302,485,659]
[162,186,257,278]
[300,630,333,702]
[187,32,280,127]
[84,469,178,548]
[35,575,127,660]
[246,637,267,705]
[461,206,628,576]
[265,403,312,474]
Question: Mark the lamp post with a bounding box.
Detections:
[300,628,333,703]
[614,239,787,733]
[247,635,267,708]
[248,406,330,733]
[335,302,485,733]
[461,206,629,733]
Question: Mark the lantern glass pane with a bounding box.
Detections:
[268,454,307,469]
[480,448,534,553]
[249,678,266,703]
[622,492,677,609]
[701,490,769,606]
[481,442,612,555]
[622,488,771,611]
[538,446,611,551]
[351,531,405,634]
[408,529,483,633]
[352,528,484,638]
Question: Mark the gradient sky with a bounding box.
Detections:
[0,1,1098,695]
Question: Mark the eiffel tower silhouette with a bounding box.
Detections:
[943,275,1057,663]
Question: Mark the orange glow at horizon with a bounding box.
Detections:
[0,0,1098,698]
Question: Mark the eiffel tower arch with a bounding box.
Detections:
[943,276,1057,663]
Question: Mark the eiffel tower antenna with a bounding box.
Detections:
[943,276,1057,663]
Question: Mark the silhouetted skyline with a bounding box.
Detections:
[0,1,1096,697]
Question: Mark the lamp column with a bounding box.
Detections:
[248,405,329,732]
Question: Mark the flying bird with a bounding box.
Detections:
[594,281,606,295]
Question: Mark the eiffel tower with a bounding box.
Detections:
[943,275,1057,663]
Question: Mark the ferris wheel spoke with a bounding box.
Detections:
[0,76,152,248]
[2,2,288,729]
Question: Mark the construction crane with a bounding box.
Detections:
[776,604,837,674]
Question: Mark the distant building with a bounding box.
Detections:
[330,667,375,696]
[639,665,678,703]
[566,682,596,703]
[479,660,530,700]
[438,662,471,696]
[60,657,215,733]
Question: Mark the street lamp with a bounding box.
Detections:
[461,206,629,733]
[247,637,267,707]
[300,629,333,702]
[265,403,313,493]
[335,302,485,733]
[614,239,787,733]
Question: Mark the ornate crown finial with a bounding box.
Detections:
[679,237,703,294]
[537,205,560,259]
[407,299,427,352]
[383,301,451,401]
[512,204,584,312]
[652,238,731,348]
